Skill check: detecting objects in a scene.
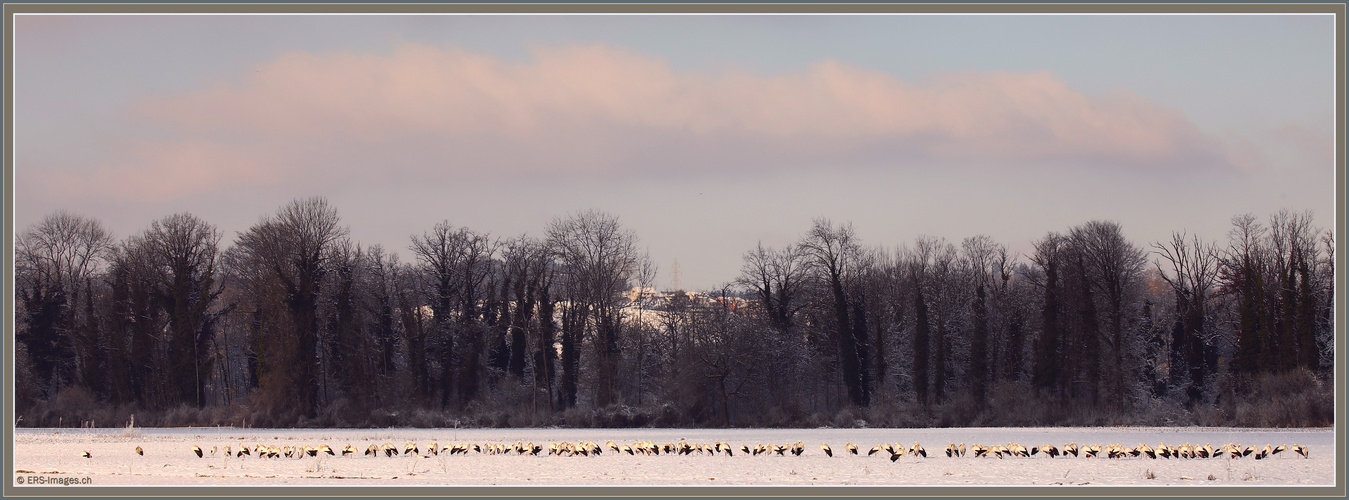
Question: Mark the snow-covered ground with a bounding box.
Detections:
[11,426,1334,486]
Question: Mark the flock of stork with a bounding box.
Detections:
[86,440,1310,462]
[935,442,1309,461]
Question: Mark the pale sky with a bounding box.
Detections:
[13,14,1337,290]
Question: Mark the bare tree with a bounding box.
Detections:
[531,245,560,414]
[362,245,403,406]
[499,237,534,379]
[1220,214,1269,377]
[324,239,369,406]
[143,213,226,408]
[392,259,431,404]
[1029,232,1067,399]
[546,209,640,408]
[799,218,869,408]
[105,234,165,406]
[851,247,897,405]
[233,197,347,418]
[16,210,113,397]
[1152,232,1218,404]
[691,285,762,427]
[1071,220,1146,411]
[1266,210,1319,371]
[997,250,1029,384]
[738,243,809,335]
[409,221,495,407]
[632,250,658,404]
[961,235,1004,408]
[925,238,960,406]
[1316,230,1334,373]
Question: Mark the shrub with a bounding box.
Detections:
[983,381,1049,426]
[1233,369,1333,427]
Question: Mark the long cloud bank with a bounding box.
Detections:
[36,43,1233,201]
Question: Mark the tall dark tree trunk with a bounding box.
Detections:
[1005,309,1024,382]
[374,293,397,376]
[440,337,456,408]
[167,272,198,406]
[912,286,931,406]
[1277,264,1298,371]
[536,288,558,410]
[246,308,262,391]
[1075,259,1100,407]
[1033,261,1062,397]
[489,278,511,373]
[829,275,866,407]
[433,290,455,409]
[104,266,141,405]
[1296,258,1318,371]
[398,295,429,403]
[558,304,583,409]
[851,299,872,407]
[970,285,989,407]
[932,310,947,404]
[330,255,363,404]
[595,310,621,407]
[1235,259,1263,377]
[456,275,484,406]
[1260,289,1280,374]
[457,323,483,406]
[508,274,535,378]
[1168,300,1188,394]
[18,283,66,399]
[1108,291,1126,411]
[286,269,322,418]
[1319,256,1333,376]
[871,300,888,404]
[79,281,108,398]
[1185,294,1206,405]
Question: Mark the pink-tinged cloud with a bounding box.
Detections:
[42,42,1232,201]
[28,139,281,203]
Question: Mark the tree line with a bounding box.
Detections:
[13,198,1334,428]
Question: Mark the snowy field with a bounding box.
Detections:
[11,426,1334,487]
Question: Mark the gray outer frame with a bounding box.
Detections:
[1,1,1344,497]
